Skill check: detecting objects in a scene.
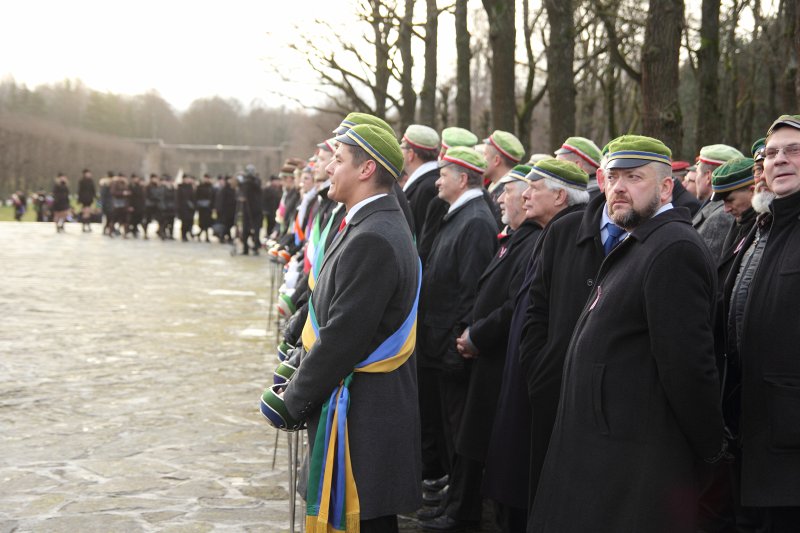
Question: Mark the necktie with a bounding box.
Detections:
[337,218,347,233]
[604,223,625,256]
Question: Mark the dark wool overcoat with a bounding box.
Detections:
[404,167,440,240]
[736,191,800,506]
[518,195,605,508]
[284,194,422,519]
[530,207,725,533]
[417,195,498,371]
[482,204,584,510]
[456,220,542,461]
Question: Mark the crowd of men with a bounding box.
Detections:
[23,166,302,247]
[258,110,800,533]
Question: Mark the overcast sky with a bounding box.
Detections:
[0,0,363,111]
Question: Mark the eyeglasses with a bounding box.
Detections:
[764,143,800,159]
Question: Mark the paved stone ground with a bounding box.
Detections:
[0,222,499,533]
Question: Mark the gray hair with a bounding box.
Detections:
[542,177,591,206]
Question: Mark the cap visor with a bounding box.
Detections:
[606,158,656,170]
[334,133,357,146]
[554,147,571,156]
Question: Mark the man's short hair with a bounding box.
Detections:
[410,145,438,163]
[697,161,716,177]
[347,144,396,189]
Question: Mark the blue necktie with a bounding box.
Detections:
[604,223,625,256]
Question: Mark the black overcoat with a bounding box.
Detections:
[456,220,542,461]
[736,191,800,506]
[417,195,498,371]
[404,166,439,240]
[482,203,584,510]
[284,194,422,519]
[530,207,725,533]
[518,195,605,505]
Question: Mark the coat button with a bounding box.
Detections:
[586,279,593,287]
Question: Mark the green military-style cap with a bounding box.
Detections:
[751,137,766,162]
[334,112,395,136]
[441,127,479,151]
[711,157,755,201]
[439,146,487,174]
[316,138,336,153]
[498,164,532,185]
[527,153,553,165]
[604,135,672,169]
[526,159,589,190]
[485,130,525,163]
[767,114,800,136]
[698,144,745,167]
[402,124,440,151]
[555,136,602,169]
[334,124,404,180]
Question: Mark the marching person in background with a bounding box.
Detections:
[128,174,145,238]
[51,173,70,233]
[109,173,130,238]
[176,174,196,242]
[239,164,263,255]
[77,169,96,232]
[143,174,162,240]
[195,174,215,242]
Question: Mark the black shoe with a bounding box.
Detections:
[422,475,449,493]
[420,515,476,532]
[422,485,448,506]
[417,505,445,521]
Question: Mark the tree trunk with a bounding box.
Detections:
[419,0,438,125]
[722,1,742,147]
[370,1,390,118]
[399,0,416,131]
[641,0,684,157]
[482,0,517,132]
[780,0,799,111]
[544,0,575,150]
[696,0,721,152]
[455,0,472,130]
[604,61,618,140]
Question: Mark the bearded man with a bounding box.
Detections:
[529,135,727,533]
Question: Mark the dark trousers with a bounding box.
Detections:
[360,515,398,533]
[418,367,448,479]
[444,453,483,522]
[439,372,468,472]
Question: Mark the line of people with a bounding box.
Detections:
[259,112,799,533]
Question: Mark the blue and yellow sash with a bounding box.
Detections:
[302,258,421,532]
[308,205,344,291]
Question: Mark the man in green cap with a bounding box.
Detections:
[713,158,758,274]
[484,130,525,227]
[693,144,745,258]
[277,123,422,532]
[483,159,590,532]
[416,146,498,517]
[724,114,800,529]
[529,134,726,533]
[555,136,603,197]
[419,164,544,531]
[401,124,442,238]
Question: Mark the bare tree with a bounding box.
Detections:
[482,0,517,131]
[516,0,548,151]
[544,0,576,150]
[419,0,439,124]
[398,0,417,130]
[454,0,472,129]
[696,0,721,150]
[641,0,684,156]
